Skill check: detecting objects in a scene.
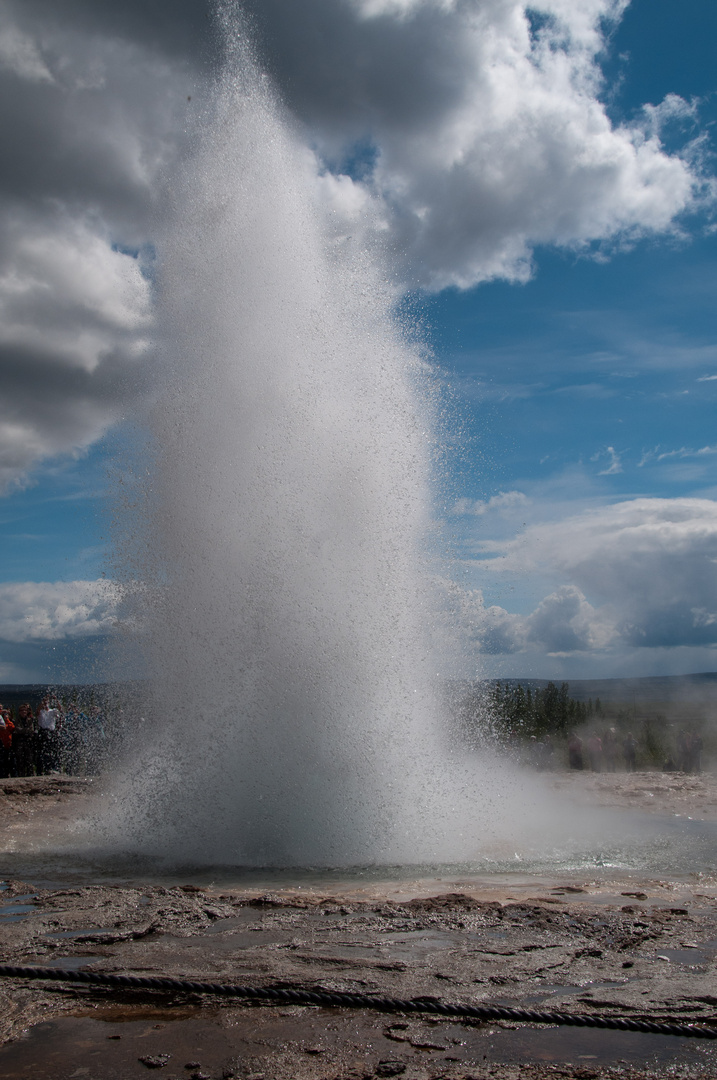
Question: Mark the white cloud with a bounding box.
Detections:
[0,2,195,489]
[523,584,614,652]
[440,577,615,658]
[0,579,119,642]
[0,220,152,359]
[469,498,717,652]
[651,445,717,463]
[0,19,52,82]
[258,0,704,289]
[452,490,529,516]
[0,214,153,490]
[591,445,623,475]
[439,579,525,655]
[0,0,710,489]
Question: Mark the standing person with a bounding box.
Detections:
[567,731,584,770]
[13,703,36,776]
[586,732,603,772]
[623,731,637,772]
[603,728,619,772]
[37,699,61,774]
[0,706,14,778]
[688,731,703,774]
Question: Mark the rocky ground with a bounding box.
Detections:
[1,774,717,1079]
[550,770,717,822]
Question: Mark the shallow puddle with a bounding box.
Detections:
[32,954,102,971]
[0,894,38,922]
[44,927,120,939]
[1,1004,716,1079]
[650,939,717,966]
[0,904,36,922]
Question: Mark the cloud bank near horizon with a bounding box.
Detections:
[2,497,717,680]
[0,0,710,490]
[448,498,717,667]
[0,579,119,683]
[0,579,119,643]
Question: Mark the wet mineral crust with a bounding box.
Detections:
[1,775,717,1078]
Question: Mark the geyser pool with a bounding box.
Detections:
[98,14,578,870]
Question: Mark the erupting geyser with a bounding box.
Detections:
[102,12,543,869]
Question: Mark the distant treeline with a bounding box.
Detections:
[459,680,601,741]
[453,678,713,771]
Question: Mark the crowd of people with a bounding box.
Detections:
[521,726,706,773]
[564,727,703,773]
[565,728,637,771]
[0,698,106,778]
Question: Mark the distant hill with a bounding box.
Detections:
[2,673,717,713]
[0,683,120,711]
[488,672,717,704]
[0,684,60,710]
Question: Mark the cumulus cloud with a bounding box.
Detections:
[452,490,529,516]
[0,0,196,489]
[245,0,704,288]
[0,0,710,487]
[443,578,616,658]
[435,578,522,659]
[468,497,717,653]
[0,579,120,643]
[523,584,613,652]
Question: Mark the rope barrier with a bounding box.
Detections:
[0,963,715,1040]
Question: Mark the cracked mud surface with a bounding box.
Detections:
[1,776,717,1078]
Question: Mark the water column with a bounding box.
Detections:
[111,21,452,867]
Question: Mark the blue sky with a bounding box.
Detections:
[429,225,717,676]
[0,0,716,682]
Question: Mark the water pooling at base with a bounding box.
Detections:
[15,792,717,888]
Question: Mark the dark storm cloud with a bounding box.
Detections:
[243,0,474,136]
[4,0,213,63]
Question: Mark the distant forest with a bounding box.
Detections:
[454,678,713,770]
[471,681,601,740]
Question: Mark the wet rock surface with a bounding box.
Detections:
[550,771,717,821]
[2,879,717,1078]
[2,774,717,1077]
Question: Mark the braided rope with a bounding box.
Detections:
[0,964,715,1039]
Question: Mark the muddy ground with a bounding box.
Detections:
[2,774,717,1080]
